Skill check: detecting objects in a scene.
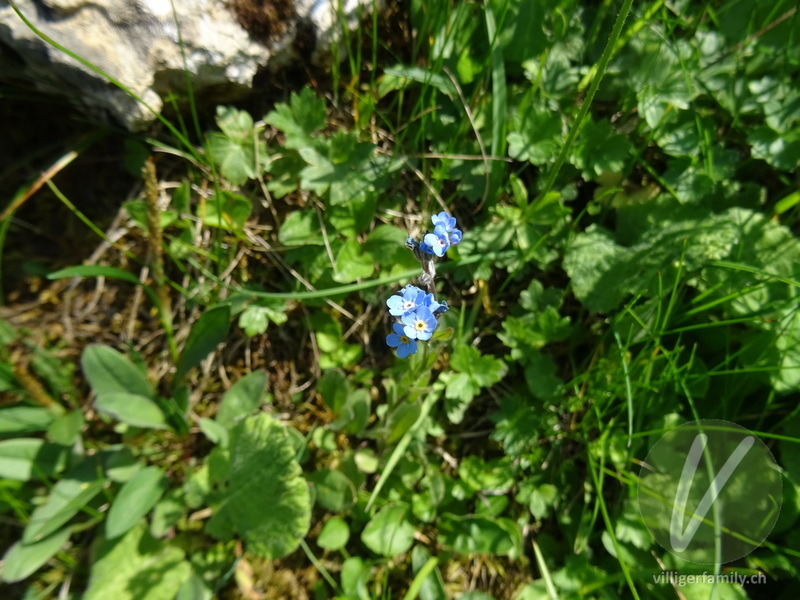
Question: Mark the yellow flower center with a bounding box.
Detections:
[400,335,410,344]
[415,320,426,330]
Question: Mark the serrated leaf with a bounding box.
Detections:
[208,133,258,186]
[570,119,631,178]
[174,304,231,382]
[264,87,327,148]
[1,526,72,583]
[81,345,153,398]
[507,102,562,165]
[215,106,254,139]
[106,466,168,539]
[206,414,310,558]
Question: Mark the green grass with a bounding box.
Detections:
[2,0,800,598]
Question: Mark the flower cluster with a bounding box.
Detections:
[385,211,461,358]
[419,212,463,257]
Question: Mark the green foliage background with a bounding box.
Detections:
[1,0,800,598]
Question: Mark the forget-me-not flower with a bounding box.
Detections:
[401,306,437,340]
[431,211,462,245]
[386,285,425,316]
[386,322,418,357]
[423,224,451,257]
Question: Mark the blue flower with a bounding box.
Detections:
[423,224,451,257]
[432,211,457,230]
[420,291,443,314]
[431,211,462,246]
[386,285,425,316]
[386,322,418,358]
[401,306,437,340]
[433,300,449,316]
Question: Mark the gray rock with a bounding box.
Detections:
[0,0,369,130]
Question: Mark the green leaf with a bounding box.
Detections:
[81,345,153,398]
[459,457,514,493]
[150,490,185,538]
[317,369,349,412]
[206,414,310,558]
[83,524,191,600]
[215,105,255,139]
[361,503,415,557]
[0,438,66,481]
[570,119,631,178]
[334,239,375,283]
[174,304,231,382]
[46,410,84,446]
[95,392,169,430]
[264,87,327,148]
[238,300,288,337]
[200,191,252,231]
[24,459,106,543]
[199,418,229,447]
[0,406,56,435]
[106,466,168,539]
[380,65,458,98]
[278,211,324,246]
[216,371,268,427]
[307,469,356,512]
[341,557,372,599]
[747,126,800,171]
[528,484,558,520]
[443,346,507,423]
[176,573,214,600]
[507,101,562,165]
[438,514,519,556]
[1,526,72,583]
[208,126,262,186]
[411,545,447,600]
[317,517,350,550]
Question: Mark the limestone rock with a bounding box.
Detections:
[0,0,368,130]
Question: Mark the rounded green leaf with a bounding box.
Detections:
[106,466,168,539]
[361,504,415,557]
[206,414,311,559]
[318,517,350,550]
[306,469,356,512]
[81,345,153,398]
[1,526,72,583]
[95,392,168,430]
